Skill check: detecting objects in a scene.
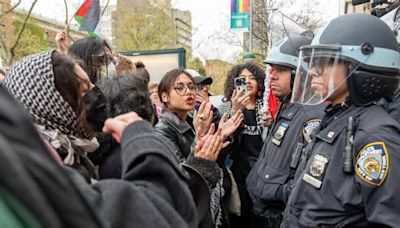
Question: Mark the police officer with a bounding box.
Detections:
[282,14,400,227]
[246,35,326,227]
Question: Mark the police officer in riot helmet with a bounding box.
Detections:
[282,14,400,227]
[246,35,326,227]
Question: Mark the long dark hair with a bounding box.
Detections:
[224,63,265,101]
[68,37,112,84]
[52,51,82,115]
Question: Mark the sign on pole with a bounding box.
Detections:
[230,0,249,29]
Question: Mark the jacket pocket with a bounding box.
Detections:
[257,165,289,204]
[259,165,289,184]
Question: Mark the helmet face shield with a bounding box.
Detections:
[291,46,363,105]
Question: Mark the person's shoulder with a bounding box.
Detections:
[360,105,400,127]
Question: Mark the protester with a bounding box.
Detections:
[3,51,104,182]
[156,68,240,161]
[246,35,326,228]
[282,14,400,227]
[56,31,115,83]
[135,61,150,86]
[218,63,266,228]
[155,68,244,226]
[0,83,202,227]
[149,82,164,118]
[97,75,153,179]
[186,68,221,125]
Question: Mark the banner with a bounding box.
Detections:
[230,0,249,29]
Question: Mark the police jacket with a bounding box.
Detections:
[246,103,325,217]
[282,104,400,227]
[155,110,195,162]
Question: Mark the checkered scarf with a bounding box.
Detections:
[3,51,88,139]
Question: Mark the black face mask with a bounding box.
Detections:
[82,86,107,131]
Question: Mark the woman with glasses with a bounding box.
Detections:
[56,31,116,84]
[155,68,243,227]
[155,68,212,162]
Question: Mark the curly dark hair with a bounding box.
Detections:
[98,74,153,122]
[224,63,265,101]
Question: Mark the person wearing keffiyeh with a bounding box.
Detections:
[3,50,99,182]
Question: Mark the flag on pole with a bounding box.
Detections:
[74,0,101,37]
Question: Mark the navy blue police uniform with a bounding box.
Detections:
[247,102,325,226]
[282,104,400,227]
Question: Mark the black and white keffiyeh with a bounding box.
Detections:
[3,51,99,165]
[4,50,84,137]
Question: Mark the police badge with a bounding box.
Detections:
[303,154,329,189]
[271,122,289,146]
[310,154,329,177]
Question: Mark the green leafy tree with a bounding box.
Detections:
[186,56,205,75]
[114,1,178,51]
[12,18,51,61]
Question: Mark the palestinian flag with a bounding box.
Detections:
[74,0,101,36]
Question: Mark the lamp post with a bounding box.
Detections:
[249,0,253,52]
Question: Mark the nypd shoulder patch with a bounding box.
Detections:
[302,118,321,143]
[355,142,389,187]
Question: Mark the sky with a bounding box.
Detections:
[15,0,343,62]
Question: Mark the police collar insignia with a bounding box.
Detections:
[272,122,289,146]
[355,142,389,186]
[303,153,329,189]
[302,119,321,143]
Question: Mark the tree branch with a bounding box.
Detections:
[9,0,38,64]
[101,0,111,17]
[63,0,68,25]
[5,0,22,14]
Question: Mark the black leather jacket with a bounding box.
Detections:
[155,111,195,162]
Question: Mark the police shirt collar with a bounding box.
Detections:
[280,103,301,120]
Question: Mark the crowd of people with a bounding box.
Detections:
[0,13,400,228]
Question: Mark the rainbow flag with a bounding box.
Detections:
[74,0,101,36]
[230,0,249,29]
[231,0,249,13]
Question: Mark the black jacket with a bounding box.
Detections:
[155,111,195,162]
[0,86,205,227]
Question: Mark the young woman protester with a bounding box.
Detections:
[218,63,266,228]
[3,50,106,182]
[155,68,243,227]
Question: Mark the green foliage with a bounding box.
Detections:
[186,56,205,75]
[12,17,51,61]
[114,1,178,51]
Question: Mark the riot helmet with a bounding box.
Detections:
[291,14,400,106]
[264,35,312,100]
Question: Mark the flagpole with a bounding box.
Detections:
[65,14,75,32]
